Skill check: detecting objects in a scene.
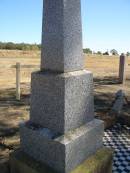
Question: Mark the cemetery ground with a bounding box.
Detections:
[0,50,130,171]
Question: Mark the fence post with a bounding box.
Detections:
[119,53,126,84]
[16,62,21,100]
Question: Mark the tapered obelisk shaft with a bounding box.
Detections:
[41,0,84,72]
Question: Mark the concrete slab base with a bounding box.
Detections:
[10,148,113,173]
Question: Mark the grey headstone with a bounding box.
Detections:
[41,0,84,72]
[20,119,104,173]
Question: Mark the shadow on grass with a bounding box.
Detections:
[93,76,118,114]
[94,92,114,112]
[0,122,19,137]
[0,86,30,139]
[0,87,30,107]
[94,76,119,86]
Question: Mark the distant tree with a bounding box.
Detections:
[37,44,41,50]
[126,52,130,57]
[30,44,39,50]
[83,48,92,54]
[5,42,15,50]
[0,42,6,49]
[110,49,118,56]
[103,51,109,55]
[22,44,31,51]
[97,51,102,55]
[0,42,41,51]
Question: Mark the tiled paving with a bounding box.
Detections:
[104,123,130,173]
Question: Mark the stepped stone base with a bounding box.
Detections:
[20,119,104,173]
[30,70,94,134]
[10,148,113,173]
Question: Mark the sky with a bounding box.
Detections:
[0,0,130,53]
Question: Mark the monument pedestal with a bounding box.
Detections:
[30,70,94,134]
[10,148,113,173]
[20,119,103,173]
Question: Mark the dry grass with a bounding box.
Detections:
[0,50,40,58]
[85,54,130,77]
[0,51,40,89]
[0,50,130,163]
[0,50,129,94]
[0,50,129,97]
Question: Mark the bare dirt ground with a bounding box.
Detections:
[0,50,130,165]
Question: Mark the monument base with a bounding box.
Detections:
[20,119,103,173]
[10,148,113,173]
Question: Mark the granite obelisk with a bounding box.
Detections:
[19,0,104,172]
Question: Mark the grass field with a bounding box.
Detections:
[0,50,130,87]
[0,50,130,163]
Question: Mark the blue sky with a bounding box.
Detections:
[0,0,130,53]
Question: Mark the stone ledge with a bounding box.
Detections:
[10,148,113,173]
[20,119,103,173]
[71,148,113,173]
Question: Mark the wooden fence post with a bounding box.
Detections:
[16,62,21,100]
[119,54,126,84]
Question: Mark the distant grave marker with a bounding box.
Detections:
[119,53,126,84]
[16,62,21,100]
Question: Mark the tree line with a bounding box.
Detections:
[83,48,130,56]
[0,42,41,51]
[0,42,130,56]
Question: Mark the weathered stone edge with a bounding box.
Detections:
[9,147,113,173]
[71,147,113,173]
